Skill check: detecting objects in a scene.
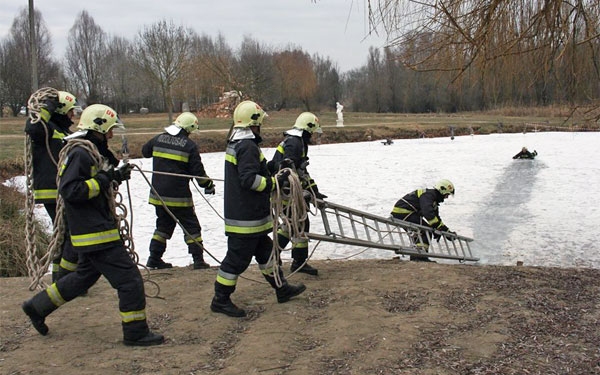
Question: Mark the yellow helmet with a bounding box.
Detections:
[434,179,455,196]
[77,104,124,134]
[55,91,79,115]
[293,112,321,134]
[174,112,199,133]
[233,100,266,128]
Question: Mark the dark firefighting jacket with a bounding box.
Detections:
[24,114,73,203]
[141,130,213,207]
[268,129,320,192]
[58,139,122,253]
[391,188,446,228]
[224,130,276,237]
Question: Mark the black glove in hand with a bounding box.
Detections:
[315,191,327,199]
[115,163,133,182]
[94,170,112,190]
[303,190,312,205]
[43,97,59,114]
[204,185,216,195]
[437,224,449,232]
[447,231,457,241]
[276,170,291,186]
[280,158,295,170]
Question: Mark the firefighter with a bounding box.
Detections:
[268,112,327,275]
[142,112,215,270]
[21,104,164,346]
[210,100,306,318]
[24,91,80,281]
[391,179,456,262]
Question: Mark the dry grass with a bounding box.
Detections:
[0,184,50,277]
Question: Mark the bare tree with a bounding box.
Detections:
[0,8,59,115]
[367,0,600,119]
[235,36,275,106]
[313,54,342,110]
[134,19,195,122]
[64,11,108,105]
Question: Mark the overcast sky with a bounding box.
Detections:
[0,0,390,72]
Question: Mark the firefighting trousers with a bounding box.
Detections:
[150,205,203,257]
[399,212,431,247]
[30,244,149,341]
[215,235,283,298]
[220,235,273,276]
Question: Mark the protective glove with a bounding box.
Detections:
[276,170,290,186]
[315,191,328,199]
[437,224,449,233]
[115,163,133,182]
[43,97,59,113]
[280,158,295,170]
[96,164,131,186]
[447,231,457,241]
[94,170,112,190]
[204,184,216,195]
[39,98,59,123]
[303,190,312,205]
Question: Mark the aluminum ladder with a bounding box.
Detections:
[306,200,478,262]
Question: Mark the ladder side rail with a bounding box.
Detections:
[305,233,479,261]
[313,201,478,262]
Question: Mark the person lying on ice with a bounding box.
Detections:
[512,147,538,159]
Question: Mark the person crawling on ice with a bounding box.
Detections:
[512,147,538,159]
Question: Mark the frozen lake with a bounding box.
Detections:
[11,131,600,269]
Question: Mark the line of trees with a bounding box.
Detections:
[1,2,599,120]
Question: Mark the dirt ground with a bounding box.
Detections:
[2,258,600,375]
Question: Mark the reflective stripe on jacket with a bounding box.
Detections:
[141,131,213,207]
[224,137,275,236]
[24,114,73,203]
[59,144,123,252]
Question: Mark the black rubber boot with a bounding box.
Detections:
[290,260,319,276]
[123,331,165,347]
[410,256,436,263]
[276,282,307,303]
[21,291,58,336]
[192,254,210,270]
[146,257,173,269]
[210,296,246,317]
[22,300,49,336]
[211,283,246,317]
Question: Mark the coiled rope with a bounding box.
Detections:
[24,87,60,290]
[269,169,311,288]
[25,139,154,297]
